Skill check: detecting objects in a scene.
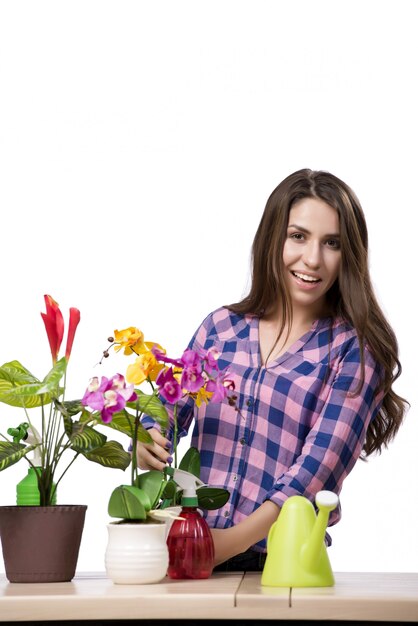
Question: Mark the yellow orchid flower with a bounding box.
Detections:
[113,327,147,356]
[126,352,164,385]
[173,366,182,384]
[194,386,213,408]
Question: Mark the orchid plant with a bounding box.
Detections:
[81,327,235,522]
[0,296,131,507]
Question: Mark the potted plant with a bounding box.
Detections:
[80,328,234,584]
[0,295,131,583]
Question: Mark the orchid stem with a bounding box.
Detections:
[173,403,178,469]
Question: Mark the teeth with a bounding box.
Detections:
[292,271,320,283]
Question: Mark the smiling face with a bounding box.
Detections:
[282,197,341,320]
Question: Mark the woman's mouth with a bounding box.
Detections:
[290,271,322,289]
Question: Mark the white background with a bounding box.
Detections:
[0,0,417,574]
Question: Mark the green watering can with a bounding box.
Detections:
[261,490,339,587]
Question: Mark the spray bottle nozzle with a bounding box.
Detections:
[7,422,30,443]
[166,467,204,507]
[8,422,42,466]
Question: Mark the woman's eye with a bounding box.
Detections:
[290,233,304,241]
[325,238,340,249]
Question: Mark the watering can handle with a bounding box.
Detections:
[266,518,278,552]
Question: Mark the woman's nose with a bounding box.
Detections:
[302,241,321,269]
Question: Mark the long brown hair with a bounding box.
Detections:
[229,169,407,455]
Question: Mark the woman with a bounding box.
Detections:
[138,169,407,571]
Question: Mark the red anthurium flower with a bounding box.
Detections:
[41,295,65,363]
[65,307,81,360]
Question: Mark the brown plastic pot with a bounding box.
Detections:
[0,505,87,583]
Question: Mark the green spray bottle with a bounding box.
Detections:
[8,423,57,506]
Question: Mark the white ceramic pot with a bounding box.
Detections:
[105,522,168,584]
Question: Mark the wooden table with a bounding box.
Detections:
[1,571,417,623]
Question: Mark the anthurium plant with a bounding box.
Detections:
[81,327,235,523]
[0,296,131,506]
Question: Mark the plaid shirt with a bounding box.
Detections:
[144,307,384,551]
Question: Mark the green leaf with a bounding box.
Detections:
[136,470,165,509]
[0,441,35,471]
[0,361,39,385]
[69,423,107,452]
[135,423,154,444]
[126,390,169,429]
[91,410,154,445]
[61,399,84,417]
[0,359,65,408]
[161,478,177,501]
[60,404,92,439]
[197,487,230,510]
[179,446,201,478]
[82,440,131,470]
[0,384,59,408]
[99,409,135,437]
[37,357,67,394]
[108,485,149,520]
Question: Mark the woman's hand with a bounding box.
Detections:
[210,501,280,566]
[136,428,172,471]
[211,527,249,566]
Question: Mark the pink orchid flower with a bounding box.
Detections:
[151,346,183,368]
[206,371,235,403]
[81,374,137,423]
[180,349,205,393]
[156,368,183,404]
[201,346,220,376]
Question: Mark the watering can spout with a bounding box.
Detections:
[301,491,339,572]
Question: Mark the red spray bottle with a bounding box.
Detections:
[166,468,214,579]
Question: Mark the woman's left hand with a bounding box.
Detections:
[210,501,280,566]
[211,527,246,566]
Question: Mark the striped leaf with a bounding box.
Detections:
[97,410,154,444]
[62,400,84,417]
[37,357,67,393]
[126,390,169,429]
[0,359,66,408]
[99,410,135,437]
[0,381,59,408]
[0,442,35,471]
[0,361,39,384]
[69,423,107,452]
[82,440,131,470]
[59,402,91,438]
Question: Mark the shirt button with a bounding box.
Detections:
[240,437,246,445]
[232,475,238,481]
[246,399,253,408]
[224,510,230,518]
